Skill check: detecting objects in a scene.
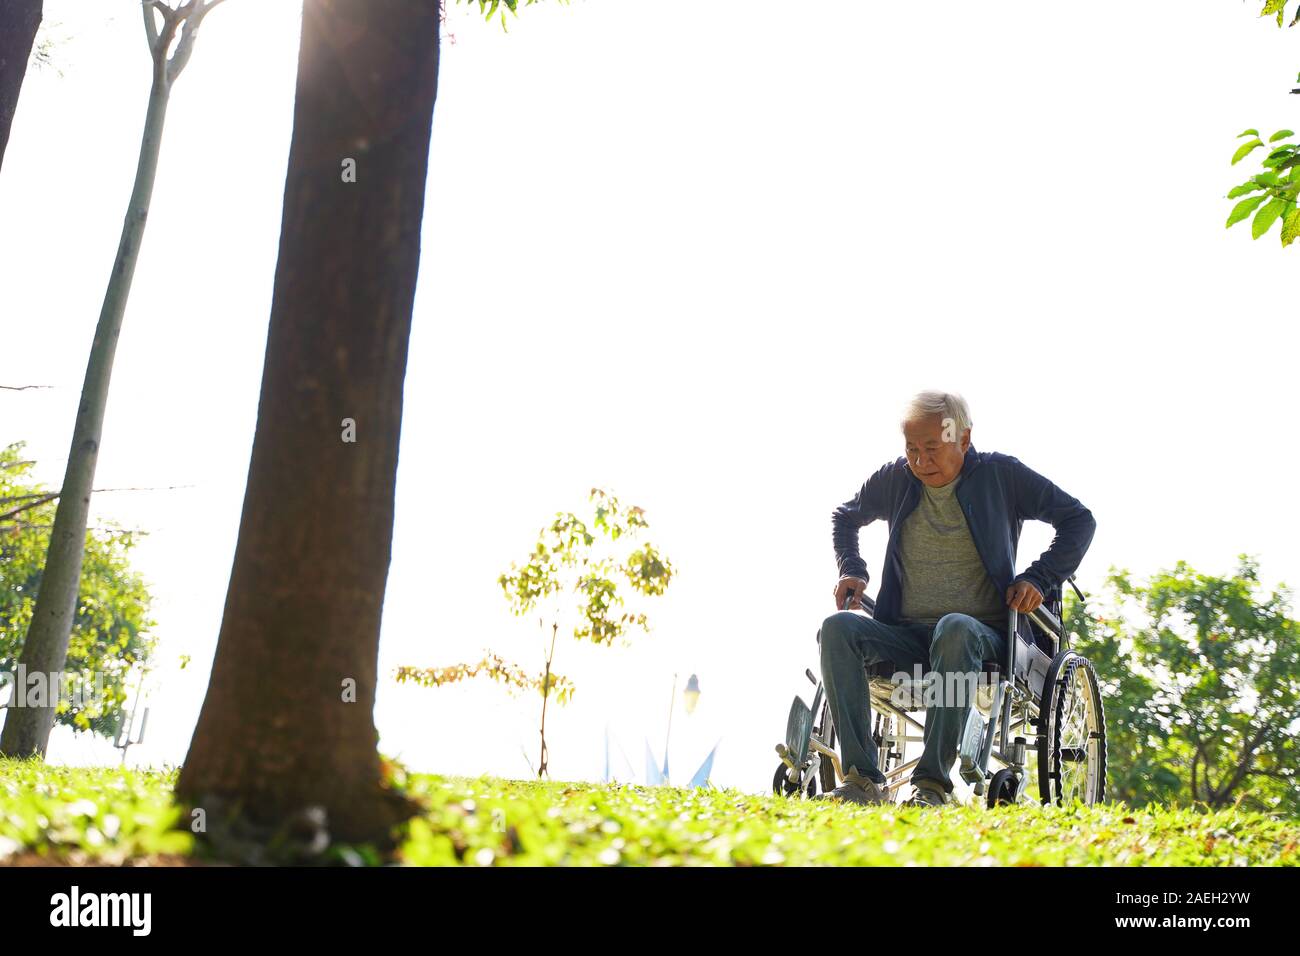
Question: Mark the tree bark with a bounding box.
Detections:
[0,77,172,758]
[175,0,440,848]
[0,0,42,174]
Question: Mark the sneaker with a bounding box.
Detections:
[814,771,892,806]
[902,779,949,808]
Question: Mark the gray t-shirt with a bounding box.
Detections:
[897,474,1009,628]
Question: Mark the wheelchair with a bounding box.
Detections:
[773,576,1107,807]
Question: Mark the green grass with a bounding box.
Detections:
[399,775,1300,866]
[0,761,191,865]
[2,759,1297,866]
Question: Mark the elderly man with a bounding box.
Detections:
[814,390,1095,808]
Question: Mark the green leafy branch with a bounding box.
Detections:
[458,0,572,33]
[498,487,674,648]
[1226,128,1300,245]
[1259,0,1300,29]
[395,652,575,705]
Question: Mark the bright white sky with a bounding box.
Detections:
[1,0,1297,800]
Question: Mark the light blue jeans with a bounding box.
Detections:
[816,610,1007,795]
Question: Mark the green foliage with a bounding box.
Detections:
[1226,193,1267,226]
[396,652,576,704]
[1231,136,1265,166]
[457,0,571,33]
[0,760,190,863]
[1258,0,1300,28]
[1283,206,1300,243]
[1225,6,1300,243]
[498,488,674,650]
[1225,128,1300,245]
[1068,556,1299,816]
[0,442,156,737]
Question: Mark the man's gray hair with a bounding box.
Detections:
[900,390,972,437]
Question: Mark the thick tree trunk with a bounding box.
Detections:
[175,0,440,848]
[0,0,42,173]
[0,79,172,758]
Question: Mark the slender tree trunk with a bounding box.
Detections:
[0,0,42,173]
[0,0,220,758]
[175,0,440,847]
[0,79,171,758]
[538,622,558,779]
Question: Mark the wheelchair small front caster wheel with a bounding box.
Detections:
[772,763,815,799]
[987,768,1019,807]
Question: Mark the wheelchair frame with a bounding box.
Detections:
[774,576,1107,808]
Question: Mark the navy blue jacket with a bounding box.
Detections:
[832,443,1096,651]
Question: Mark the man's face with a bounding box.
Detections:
[903,414,969,487]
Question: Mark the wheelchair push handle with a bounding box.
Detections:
[838,584,875,614]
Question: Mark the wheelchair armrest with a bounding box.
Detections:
[1028,605,1061,638]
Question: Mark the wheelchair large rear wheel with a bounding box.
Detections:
[1037,652,1107,805]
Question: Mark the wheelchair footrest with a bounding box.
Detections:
[783,696,813,767]
[957,707,987,786]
